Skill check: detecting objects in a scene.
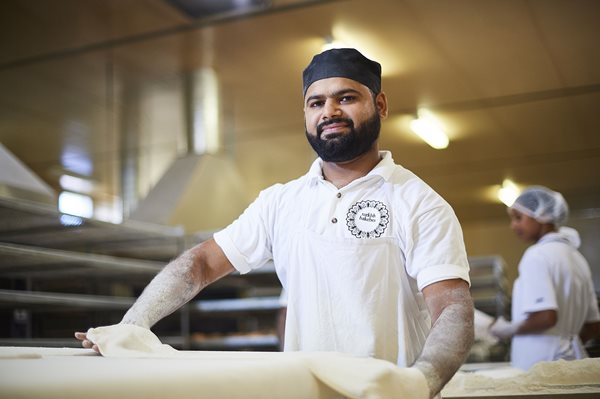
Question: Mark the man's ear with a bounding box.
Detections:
[375,92,388,119]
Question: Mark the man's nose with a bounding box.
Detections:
[322,100,342,119]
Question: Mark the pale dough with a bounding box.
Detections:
[303,352,430,399]
[85,324,431,399]
[87,324,178,357]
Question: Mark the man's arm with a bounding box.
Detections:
[489,309,557,340]
[412,279,474,399]
[75,238,235,350]
[517,310,557,333]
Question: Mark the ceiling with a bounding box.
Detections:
[0,0,599,231]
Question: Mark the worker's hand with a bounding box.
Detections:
[489,316,519,340]
[74,331,100,353]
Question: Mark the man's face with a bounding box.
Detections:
[303,77,386,162]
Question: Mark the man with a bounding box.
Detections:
[490,186,600,370]
[77,48,474,398]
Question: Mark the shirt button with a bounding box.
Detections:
[336,192,341,198]
[331,218,338,224]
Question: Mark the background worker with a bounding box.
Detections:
[77,48,474,398]
[490,186,600,370]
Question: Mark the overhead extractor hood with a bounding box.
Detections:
[128,68,249,233]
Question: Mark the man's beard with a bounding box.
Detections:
[305,112,381,162]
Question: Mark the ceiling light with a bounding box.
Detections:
[497,179,521,206]
[58,191,94,218]
[409,109,449,149]
[59,174,94,194]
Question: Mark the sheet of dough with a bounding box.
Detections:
[87,324,429,398]
[304,352,429,399]
[0,347,335,399]
[0,325,431,399]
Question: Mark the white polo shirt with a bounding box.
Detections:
[214,151,470,366]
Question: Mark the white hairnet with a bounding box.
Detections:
[510,186,569,226]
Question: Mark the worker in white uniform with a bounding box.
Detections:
[490,186,600,370]
[76,48,474,399]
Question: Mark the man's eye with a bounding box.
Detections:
[340,96,355,103]
[309,101,323,108]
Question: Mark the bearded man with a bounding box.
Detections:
[77,48,474,399]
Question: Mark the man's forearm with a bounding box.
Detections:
[413,293,474,398]
[121,250,202,328]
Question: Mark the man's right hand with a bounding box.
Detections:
[74,331,100,353]
[489,316,519,340]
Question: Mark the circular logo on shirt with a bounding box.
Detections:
[346,200,389,238]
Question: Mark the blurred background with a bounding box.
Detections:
[0,0,599,360]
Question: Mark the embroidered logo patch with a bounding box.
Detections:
[346,200,389,238]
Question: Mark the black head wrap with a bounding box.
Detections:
[302,48,382,96]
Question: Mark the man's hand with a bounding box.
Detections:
[489,316,520,340]
[74,331,99,353]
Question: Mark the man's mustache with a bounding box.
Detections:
[317,118,354,136]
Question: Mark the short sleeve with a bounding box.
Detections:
[213,186,278,274]
[517,250,558,313]
[403,189,470,290]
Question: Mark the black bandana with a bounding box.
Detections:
[302,48,382,96]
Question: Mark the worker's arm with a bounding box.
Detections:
[490,309,557,340]
[412,279,474,399]
[580,320,600,344]
[517,309,557,333]
[75,238,235,351]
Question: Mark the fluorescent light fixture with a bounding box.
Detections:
[95,199,123,224]
[60,214,84,227]
[410,109,449,149]
[497,179,521,206]
[58,191,94,218]
[59,174,94,194]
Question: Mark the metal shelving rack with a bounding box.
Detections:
[468,255,509,318]
[0,197,185,260]
[0,197,284,351]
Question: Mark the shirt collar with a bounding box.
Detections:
[306,151,396,185]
